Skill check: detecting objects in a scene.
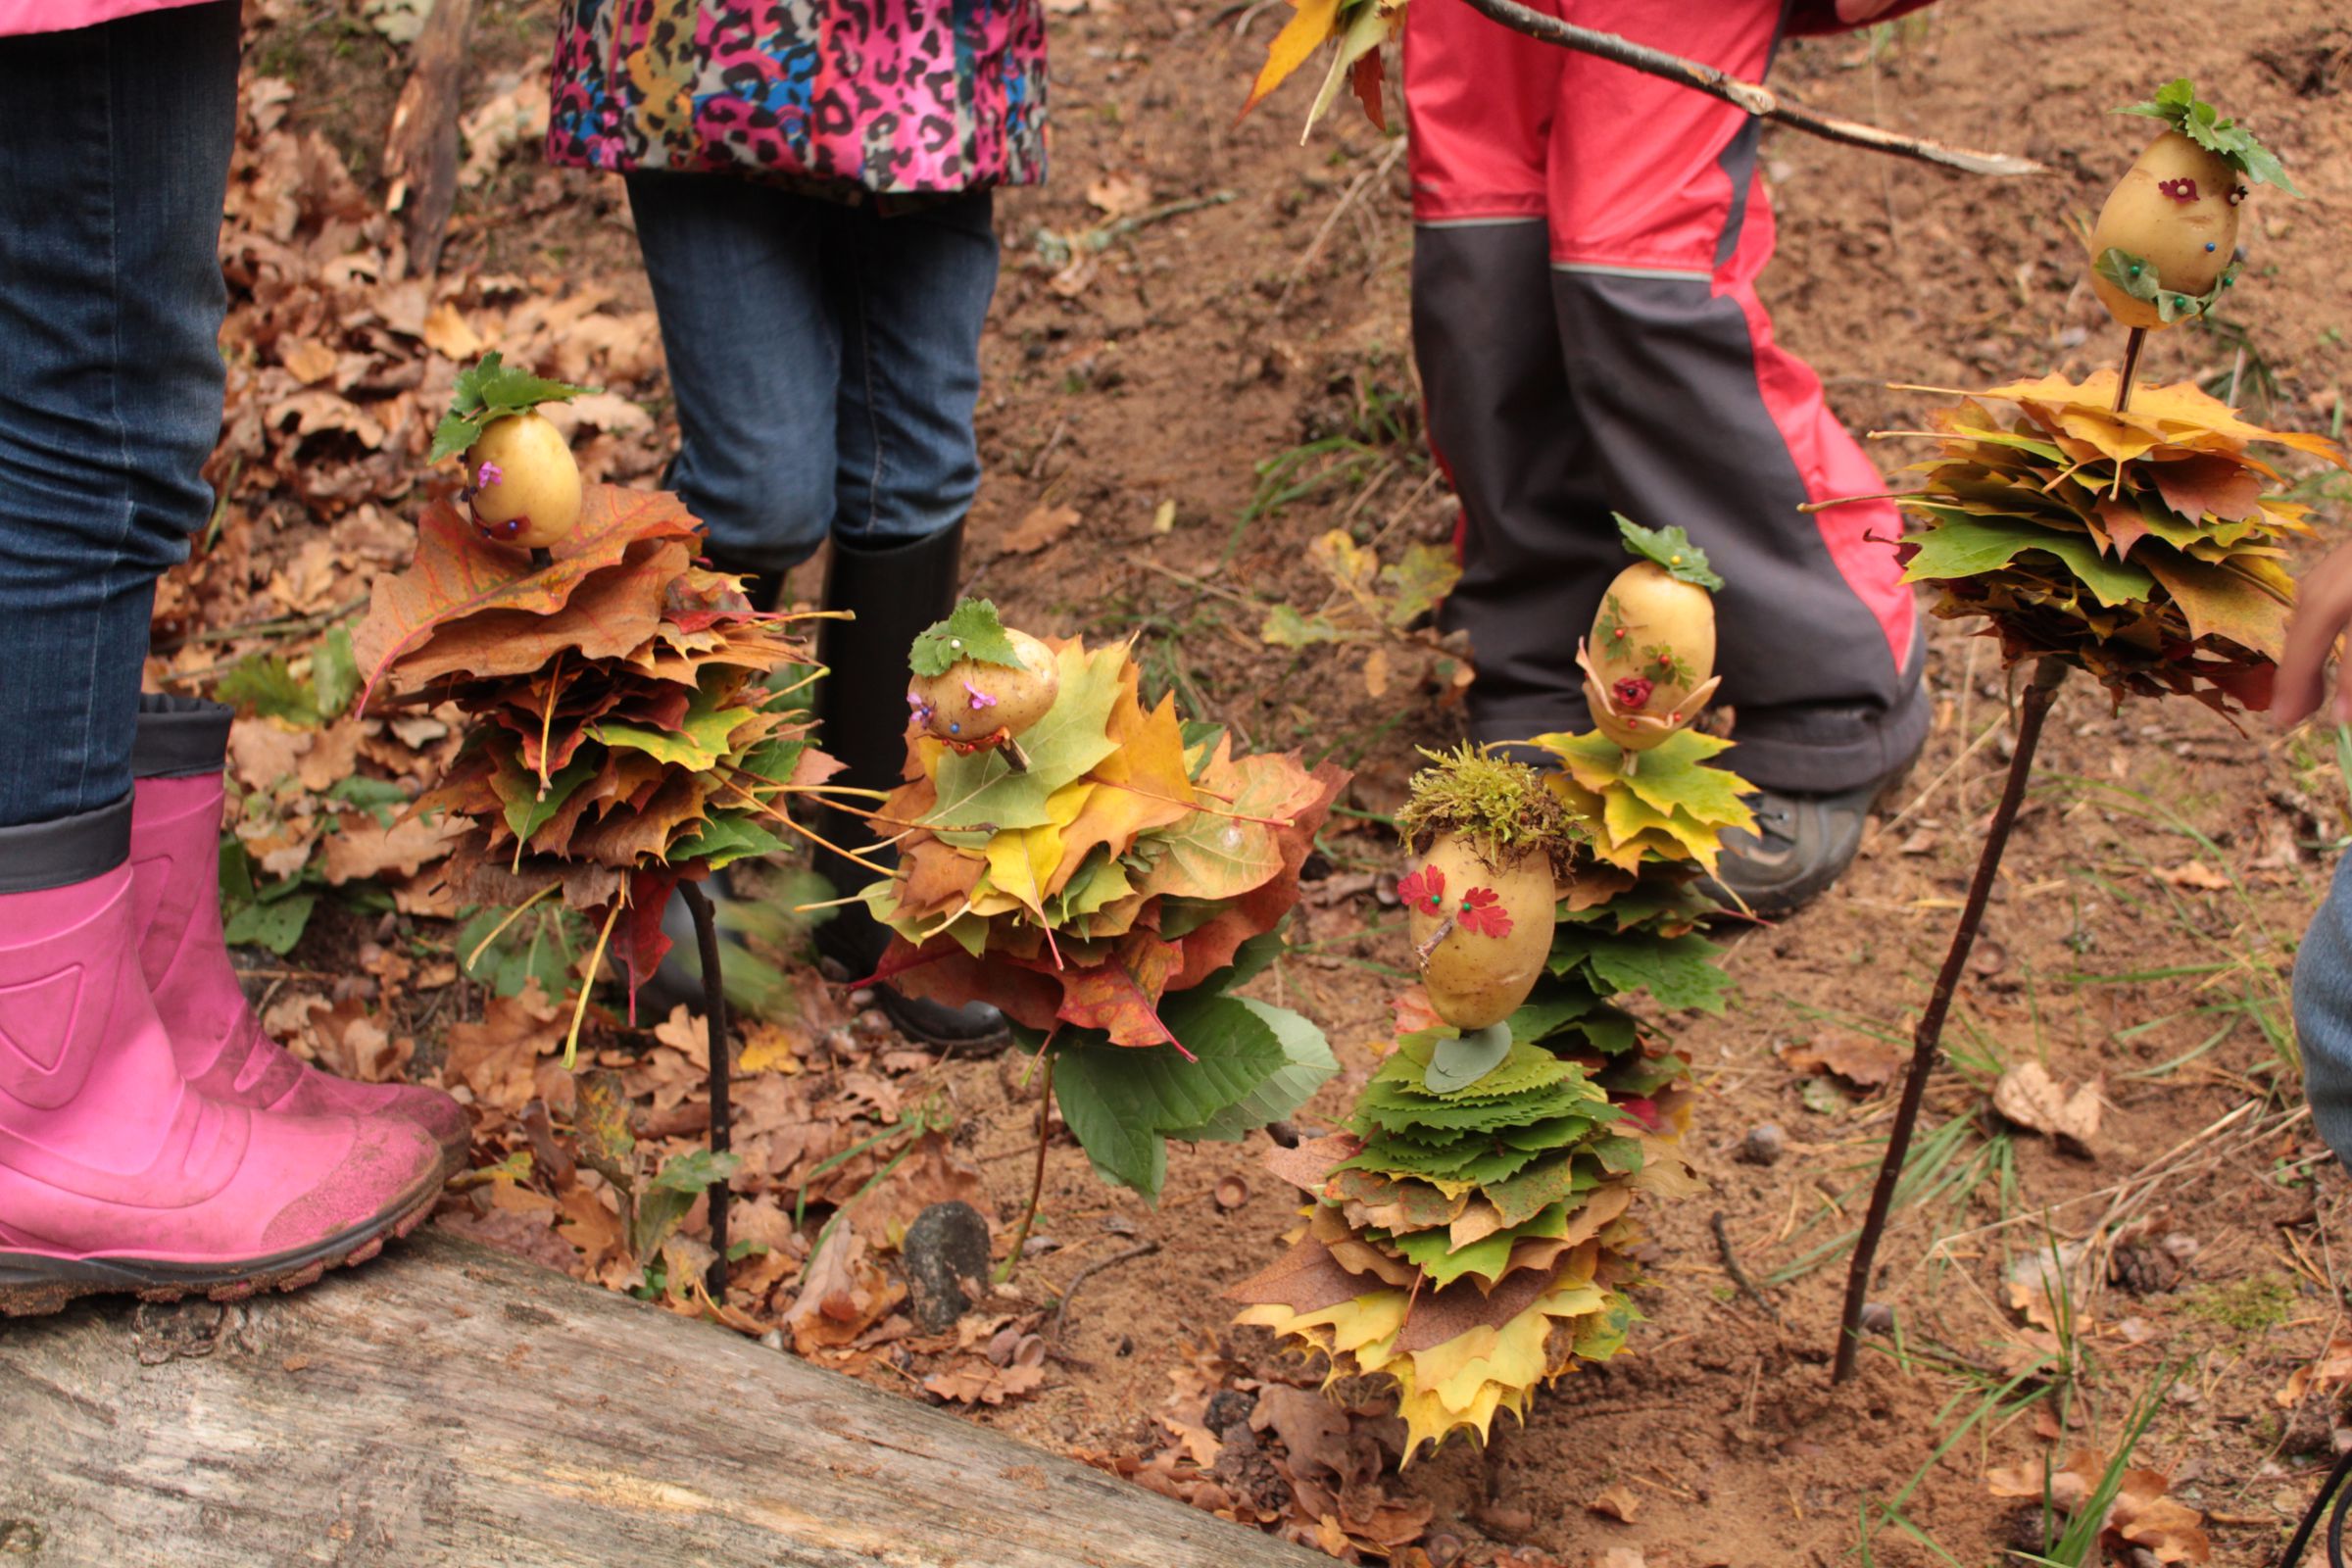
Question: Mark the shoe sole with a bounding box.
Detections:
[0,1165,445,1319]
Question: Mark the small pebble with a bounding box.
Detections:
[759,1329,783,1351]
[1737,1123,1787,1165]
[849,987,876,1007]
[1860,1301,1896,1334]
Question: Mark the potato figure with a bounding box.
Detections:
[906,600,1060,771]
[2088,79,2296,331]
[428,352,596,554]
[464,411,583,549]
[1395,746,1579,1038]
[1402,838,1555,1032]
[1577,515,1723,762]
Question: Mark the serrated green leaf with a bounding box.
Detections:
[428,411,487,465]
[1613,513,1724,590]
[1392,1201,1569,1287]
[433,352,595,464]
[1898,513,2158,608]
[908,599,1020,677]
[2114,77,2298,194]
[1051,1006,1288,1200]
[1159,998,1337,1143]
[1550,927,1735,1015]
[498,753,599,847]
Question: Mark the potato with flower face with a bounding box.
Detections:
[1577,516,1723,758]
[428,353,596,553]
[905,600,1059,769]
[2087,79,2296,331]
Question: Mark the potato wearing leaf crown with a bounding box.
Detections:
[906,599,1059,772]
[1395,747,1580,1038]
[428,352,596,551]
[2088,78,2297,331]
[1576,515,1724,764]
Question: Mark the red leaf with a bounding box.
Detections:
[1348,49,1386,132]
[1054,933,1184,1049]
[1455,886,1514,940]
[355,485,703,710]
[1396,863,1445,911]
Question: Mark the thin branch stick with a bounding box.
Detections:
[1002,1055,1055,1284]
[681,882,733,1299]
[1449,0,2046,178]
[2114,325,2148,415]
[1275,139,1407,316]
[1050,1240,1162,1355]
[1833,658,2067,1384]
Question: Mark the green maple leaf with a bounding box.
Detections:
[1614,514,1725,590]
[428,351,596,464]
[1898,511,2158,609]
[927,643,1124,831]
[908,599,1022,678]
[1393,1202,1569,1288]
[2116,77,2299,195]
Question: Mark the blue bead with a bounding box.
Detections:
[2205,242,2217,252]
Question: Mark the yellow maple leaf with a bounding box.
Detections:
[1242,0,1343,116]
[738,1020,804,1074]
[982,780,1092,919]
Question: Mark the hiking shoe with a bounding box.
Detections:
[1708,750,1919,917]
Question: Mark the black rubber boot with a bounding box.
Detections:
[809,523,1008,1053]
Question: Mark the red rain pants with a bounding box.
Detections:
[1407,0,1926,793]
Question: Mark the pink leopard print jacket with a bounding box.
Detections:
[547,0,1047,195]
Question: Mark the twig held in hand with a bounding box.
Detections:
[1449,0,2045,178]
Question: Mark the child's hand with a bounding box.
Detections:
[2275,541,2352,728]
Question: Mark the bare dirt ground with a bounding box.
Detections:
[174,0,2352,1562]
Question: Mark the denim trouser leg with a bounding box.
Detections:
[622,174,1000,575]
[2295,854,2352,1175]
[0,1,238,835]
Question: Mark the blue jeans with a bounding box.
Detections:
[622,175,1001,577]
[2296,855,2352,1172]
[0,1,238,834]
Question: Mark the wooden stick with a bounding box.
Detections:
[680,882,733,1298]
[1833,657,2067,1384]
[1449,0,2045,178]
[2113,326,2148,415]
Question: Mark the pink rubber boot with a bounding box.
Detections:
[0,861,448,1316]
[131,696,469,1172]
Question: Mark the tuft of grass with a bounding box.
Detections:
[1395,744,1579,868]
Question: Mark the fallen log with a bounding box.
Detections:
[0,1232,1324,1568]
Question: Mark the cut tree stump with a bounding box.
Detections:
[0,1232,1325,1568]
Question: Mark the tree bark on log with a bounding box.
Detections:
[0,1232,1325,1568]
